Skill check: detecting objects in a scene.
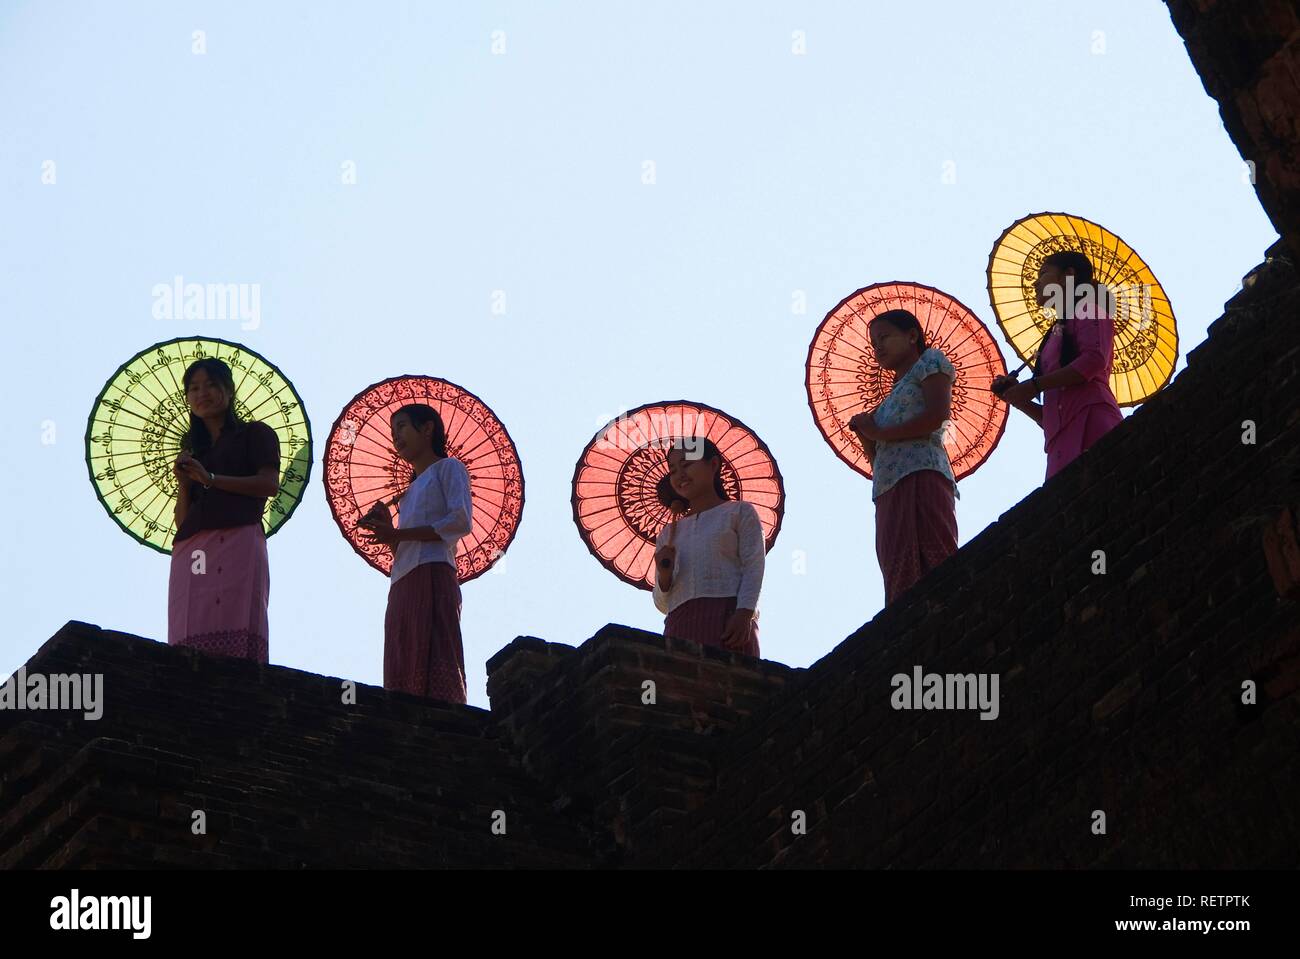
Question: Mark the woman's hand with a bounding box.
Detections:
[362,526,401,545]
[359,501,399,544]
[990,374,1018,397]
[175,454,211,485]
[848,408,881,440]
[655,544,676,589]
[358,501,390,529]
[720,608,755,651]
[999,380,1040,406]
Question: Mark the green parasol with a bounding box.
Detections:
[85,337,312,553]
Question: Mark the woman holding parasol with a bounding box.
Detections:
[359,404,474,703]
[169,358,281,661]
[652,438,764,657]
[848,309,960,606]
[991,251,1123,481]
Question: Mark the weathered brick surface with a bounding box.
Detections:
[1165,0,1300,260]
[0,624,600,868]
[485,624,796,860]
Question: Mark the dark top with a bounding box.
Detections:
[175,420,281,544]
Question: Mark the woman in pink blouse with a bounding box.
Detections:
[652,438,763,657]
[992,252,1123,481]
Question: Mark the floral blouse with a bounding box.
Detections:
[869,347,960,502]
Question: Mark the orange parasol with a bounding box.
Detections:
[806,281,1008,481]
[323,375,524,583]
[572,400,784,590]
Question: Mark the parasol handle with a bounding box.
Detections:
[359,493,404,528]
[998,323,1054,386]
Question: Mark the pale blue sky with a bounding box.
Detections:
[1,1,1278,705]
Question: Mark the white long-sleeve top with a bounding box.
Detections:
[389,457,474,584]
[651,499,765,616]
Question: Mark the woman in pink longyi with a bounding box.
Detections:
[169,358,281,663]
[359,405,474,704]
[993,251,1123,481]
[850,309,959,606]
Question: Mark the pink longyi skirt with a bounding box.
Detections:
[384,560,467,704]
[664,596,760,659]
[168,523,270,662]
[874,468,958,606]
[1045,404,1123,481]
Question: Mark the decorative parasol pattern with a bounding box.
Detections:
[806,281,1008,481]
[572,400,784,591]
[323,375,524,583]
[85,337,312,554]
[987,211,1178,406]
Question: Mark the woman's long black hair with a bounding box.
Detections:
[1032,251,1112,375]
[665,437,728,500]
[181,358,242,456]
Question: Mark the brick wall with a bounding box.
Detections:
[1165,0,1300,260]
[485,624,797,861]
[0,623,600,868]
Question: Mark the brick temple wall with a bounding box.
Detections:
[0,623,600,868]
[1165,0,1300,260]
[485,624,797,861]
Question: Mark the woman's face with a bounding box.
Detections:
[185,369,230,418]
[869,321,916,371]
[666,447,717,500]
[390,413,429,463]
[1034,264,1066,308]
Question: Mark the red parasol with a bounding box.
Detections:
[323,375,524,582]
[806,281,1007,481]
[572,400,784,591]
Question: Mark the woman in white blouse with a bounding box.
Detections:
[359,404,474,703]
[652,438,764,657]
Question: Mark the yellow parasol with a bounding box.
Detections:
[986,212,1178,406]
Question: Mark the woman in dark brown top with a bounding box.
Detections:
[168,358,281,662]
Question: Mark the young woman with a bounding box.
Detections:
[169,358,281,661]
[849,309,959,606]
[652,439,763,657]
[359,404,473,703]
[992,251,1123,481]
